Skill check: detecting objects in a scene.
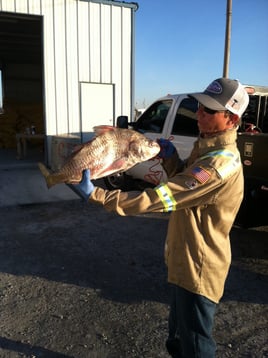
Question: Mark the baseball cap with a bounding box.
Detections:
[189,78,249,117]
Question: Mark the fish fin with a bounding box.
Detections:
[38,162,55,189]
[93,125,117,136]
[96,158,127,178]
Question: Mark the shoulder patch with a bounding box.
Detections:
[216,155,241,180]
[191,166,211,184]
[198,149,241,180]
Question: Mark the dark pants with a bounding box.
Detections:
[166,285,217,358]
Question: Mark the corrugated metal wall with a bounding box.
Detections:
[0,0,136,137]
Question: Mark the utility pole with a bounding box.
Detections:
[223,0,232,78]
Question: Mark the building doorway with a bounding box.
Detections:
[0,12,44,167]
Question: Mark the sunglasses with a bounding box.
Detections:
[199,104,225,115]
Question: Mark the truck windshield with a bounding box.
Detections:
[133,100,172,133]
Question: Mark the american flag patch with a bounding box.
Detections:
[191,166,211,183]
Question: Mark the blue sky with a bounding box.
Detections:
[134,0,268,108]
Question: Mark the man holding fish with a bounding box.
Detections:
[69,79,249,357]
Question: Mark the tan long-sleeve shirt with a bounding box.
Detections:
[89,129,243,303]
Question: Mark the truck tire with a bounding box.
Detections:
[104,172,133,191]
[104,173,155,192]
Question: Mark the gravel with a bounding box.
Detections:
[0,200,267,358]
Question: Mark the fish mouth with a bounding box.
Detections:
[151,142,161,157]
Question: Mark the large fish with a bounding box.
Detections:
[38,125,160,188]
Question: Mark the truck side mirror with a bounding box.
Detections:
[117,115,128,128]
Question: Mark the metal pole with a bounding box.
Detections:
[223,0,232,78]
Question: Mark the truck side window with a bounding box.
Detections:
[133,100,172,133]
[171,98,199,136]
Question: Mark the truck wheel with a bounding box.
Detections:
[104,173,133,191]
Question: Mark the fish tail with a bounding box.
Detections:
[38,162,55,189]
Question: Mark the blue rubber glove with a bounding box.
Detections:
[157,138,176,158]
[71,169,95,200]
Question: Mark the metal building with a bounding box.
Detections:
[0,0,138,165]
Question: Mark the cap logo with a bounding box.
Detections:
[227,98,240,111]
[229,98,238,108]
[206,80,222,94]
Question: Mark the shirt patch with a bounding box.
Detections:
[191,166,211,184]
[185,179,199,190]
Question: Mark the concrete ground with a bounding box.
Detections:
[0,148,78,207]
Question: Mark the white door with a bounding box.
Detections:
[80,82,114,142]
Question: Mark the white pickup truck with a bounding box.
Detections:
[105,86,268,227]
